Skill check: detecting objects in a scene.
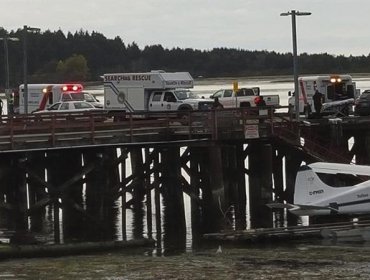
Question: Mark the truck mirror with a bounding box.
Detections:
[210,95,214,99]
[288,91,292,96]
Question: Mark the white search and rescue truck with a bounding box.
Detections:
[288,74,359,114]
[103,70,214,115]
[17,84,101,114]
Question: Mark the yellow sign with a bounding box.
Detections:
[233,81,238,92]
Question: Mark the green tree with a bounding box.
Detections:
[56,54,89,81]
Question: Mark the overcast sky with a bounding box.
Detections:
[2,0,368,56]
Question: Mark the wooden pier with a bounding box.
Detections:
[0,107,370,251]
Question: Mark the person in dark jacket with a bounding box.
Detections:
[213,97,224,109]
[256,96,266,107]
[256,96,267,123]
[313,89,324,114]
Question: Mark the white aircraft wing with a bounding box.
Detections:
[309,162,370,176]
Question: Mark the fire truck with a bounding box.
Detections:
[16,83,102,114]
[288,74,359,115]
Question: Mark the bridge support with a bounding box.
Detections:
[161,147,186,253]
[248,143,273,228]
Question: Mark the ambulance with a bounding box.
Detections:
[288,74,359,114]
[16,83,102,114]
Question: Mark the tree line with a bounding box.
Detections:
[0,28,370,88]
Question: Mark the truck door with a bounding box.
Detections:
[220,89,234,108]
[149,91,164,111]
[162,91,179,111]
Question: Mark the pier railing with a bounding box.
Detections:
[0,106,353,158]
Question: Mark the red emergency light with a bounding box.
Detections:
[61,84,83,92]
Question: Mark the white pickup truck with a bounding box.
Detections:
[147,88,214,112]
[210,87,280,108]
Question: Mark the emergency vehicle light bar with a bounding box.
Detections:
[62,84,83,92]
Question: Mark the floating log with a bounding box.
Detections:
[321,226,370,242]
[203,221,370,243]
[0,238,155,259]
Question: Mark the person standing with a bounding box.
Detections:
[213,97,224,109]
[256,96,266,107]
[256,96,267,123]
[313,89,324,114]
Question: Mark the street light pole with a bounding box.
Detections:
[281,10,311,121]
[23,25,40,114]
[0,37,20,95]
[4,38,9,91]
[0,36,20,114]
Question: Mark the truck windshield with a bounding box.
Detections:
[62,93,84,101]
[174,90,199,100]
[83,93,97,102]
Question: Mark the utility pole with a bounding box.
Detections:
[0,36,20,114]
[23,25,40,114]
[281,10,311,121]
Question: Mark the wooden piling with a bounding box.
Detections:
[161,147,186,252]
[130,147,145,239]
[83,148,119,241]
[13,154,28,237]
[188,147,202,246]
[0,154,13,229]
[153,149,162,254]
[60,150,84,242]
[120,148,127,241]
[221,144,247,230]
[198,144,226,233]
[26,152,47,232]
[284,150,302,226]
[235,144,247,230]
[248,143,273,229]
[144,148,153,239]
[272,148,285,227]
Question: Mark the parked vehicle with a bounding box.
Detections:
[210,87,280,108]
[62,91,103,108]
[103,70,214,118]
[355,90,370,116]
[16,84,103,114]
[288,74,359,115]
[33,101,102,114]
